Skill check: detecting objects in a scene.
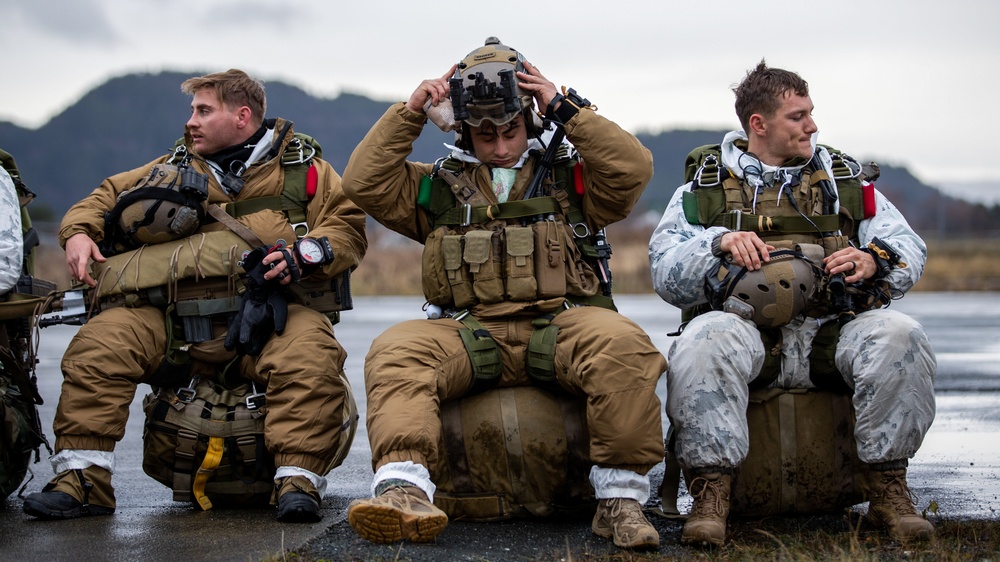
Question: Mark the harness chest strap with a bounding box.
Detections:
[435,197,564,227]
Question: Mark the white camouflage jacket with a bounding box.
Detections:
[0,167,23,294]
[649,131,928,311]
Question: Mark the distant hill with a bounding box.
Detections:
[1,71,997,238]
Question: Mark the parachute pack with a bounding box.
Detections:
[431,386,595,520]
[660,389,870,517]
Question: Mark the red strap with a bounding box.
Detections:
[306,164,318,199]
[862,181,876,218]
[573,162,585,196]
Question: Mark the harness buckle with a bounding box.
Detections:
[245,383,266,411]
[282,137,317,166]
[695,155,722,187]
[729,209,742,231]
[570,222,591,239]
[461,204,473,227]
[291,222,309,238]
[176,378,198,403]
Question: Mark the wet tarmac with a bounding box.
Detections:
[1,292,998,561]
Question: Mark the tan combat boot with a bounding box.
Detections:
[681,472,730,547]
[23,466,116,519]
[866,467,935,542]
[347,485,448,543]
[592,497,660,550]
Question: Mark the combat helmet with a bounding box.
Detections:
[706,249,820,328]
[450,37,537,128]
[102,162,209,256]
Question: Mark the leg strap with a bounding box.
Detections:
[453,310,502,396]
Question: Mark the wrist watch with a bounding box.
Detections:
[294,237,334,267]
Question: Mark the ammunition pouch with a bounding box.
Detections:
[421,221,597,309]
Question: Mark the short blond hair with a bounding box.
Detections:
[181,69,266,127]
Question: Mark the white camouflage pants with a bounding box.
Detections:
[666,308,936,469]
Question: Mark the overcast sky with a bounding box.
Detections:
[1,0,996,186]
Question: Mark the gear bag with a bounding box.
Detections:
[660,388,870,518]
[141,373,358,510]
[141,379,275,508]
[431,386,595,521]
[1,368,45,499]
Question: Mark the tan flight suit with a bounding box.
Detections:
[55,119,368,476]
[343,103,665,476]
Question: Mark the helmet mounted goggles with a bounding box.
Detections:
[450,37,533,127]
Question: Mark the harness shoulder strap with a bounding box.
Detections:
[172,133,319,237]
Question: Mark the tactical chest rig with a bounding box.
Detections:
[418,150,612,394]
[682,143,877,391]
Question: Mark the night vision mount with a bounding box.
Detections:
[449,68,520,122]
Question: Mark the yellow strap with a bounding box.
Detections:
[192,436,225,510]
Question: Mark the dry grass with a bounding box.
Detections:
[33,225,1000,295]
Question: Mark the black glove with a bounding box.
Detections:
[225,245,288,356]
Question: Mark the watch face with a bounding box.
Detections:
[298,239,325,264]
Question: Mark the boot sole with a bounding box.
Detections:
[347,501,448,543]
[866,513,935,542]
[680,532,724,548]
[276,504,322,523]
[276,493,322,523]
[592,523,660,550]
[23,498,114,520]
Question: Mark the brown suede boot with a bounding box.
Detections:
[23,466,116,519]
[348,485,448,543]
[591,498,660,550]
[866,467,935,542]
[680,472,730,547]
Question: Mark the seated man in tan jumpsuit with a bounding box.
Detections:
[342,38,666,550]
[22,69,367,523]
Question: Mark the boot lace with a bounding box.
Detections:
[604,498,647,527]
[878,471,920,516]
[689,476,726,517]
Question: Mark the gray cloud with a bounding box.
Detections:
[1,0,120,45]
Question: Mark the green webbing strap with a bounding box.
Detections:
[712,212,842,234]
[751,322,848,393]
[566,293,617,311]
[808,321,851,393]
[750,328,782,390]
[222,196,283,218]
[525,307,569,389]
[149,304,192,388]
[174,297,241,317]
[453,311,502,395]
[279,134,318,229]
[434,197,562,226]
